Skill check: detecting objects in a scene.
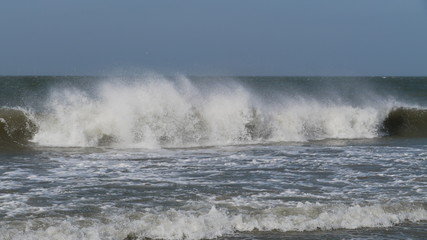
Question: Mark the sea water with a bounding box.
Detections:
[0,75,426,239]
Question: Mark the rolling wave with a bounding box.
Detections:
[0,108,37,148]
[382,107,427,137]
[1,77,427,149]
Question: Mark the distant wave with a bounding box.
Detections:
[1,76,427,149]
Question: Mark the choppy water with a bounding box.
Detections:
[0,75,426,239]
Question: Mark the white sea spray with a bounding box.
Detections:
[31,76,396,148]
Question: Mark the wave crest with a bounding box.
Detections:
[30,77,389,148]
[3,76,425,148]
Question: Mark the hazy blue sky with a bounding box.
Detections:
[1,0,426,76]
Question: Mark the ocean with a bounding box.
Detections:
[0,75,426,240]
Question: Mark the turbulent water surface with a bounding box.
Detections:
[0,75,426,239]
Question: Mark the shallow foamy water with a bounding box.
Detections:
[1,138,426,240]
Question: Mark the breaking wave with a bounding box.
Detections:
[382,107,427,137]
[2,75,427,148]
[2,203,427,240]
[0,108,37,148]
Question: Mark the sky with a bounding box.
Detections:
[1,0,427,76]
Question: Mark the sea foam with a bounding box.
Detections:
[2,203,426,240]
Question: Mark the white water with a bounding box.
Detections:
[31,76,394,148]
[2,203,426,240]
